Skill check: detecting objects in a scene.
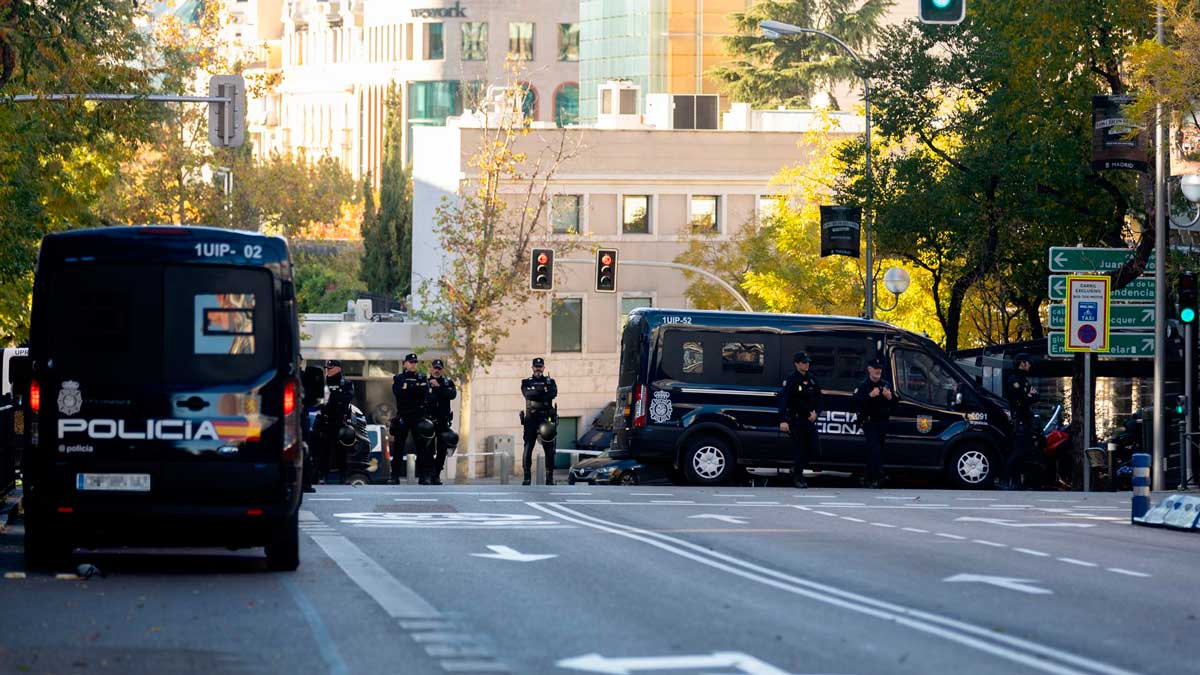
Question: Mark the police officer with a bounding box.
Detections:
[778,352,822,489]
[1002,353,1038,490]
[520,357,558,486]
[391,353,434,485]
[426,358,458,486]
[853,358,898,489]
[314,359,355,483]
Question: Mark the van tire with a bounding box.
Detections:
[23,513,73,571]
[265,511,300,571]
[682,435,736,485]
[345,472,371,487]
[946,444,996,489]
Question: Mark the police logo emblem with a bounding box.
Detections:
[916,415,933,434]
[58,381,83,416]
[648,390,673,424]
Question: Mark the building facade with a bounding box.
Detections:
[410,97,848,466]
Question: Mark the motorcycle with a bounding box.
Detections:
[1017,404,1074,489]
[314,403,378,485]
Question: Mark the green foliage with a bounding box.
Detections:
[359,87,414,301]
[712,0,893,109]
[293,245,366,314]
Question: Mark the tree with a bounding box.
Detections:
[359,85,414,301]
[417,74,581,472]
[712,0,893,109]
[293,243,367,314]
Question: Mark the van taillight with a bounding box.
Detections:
[632,384,647,428]
[283,380,296,416]
[30,380,40,413]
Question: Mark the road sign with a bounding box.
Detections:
[1048,332,1154,358]
[1048,275,1154,302]
[1048,303,1155,330]
[1064,275,1110,352]
[1047,247,1155,274]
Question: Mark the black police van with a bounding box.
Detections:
[18,227,304,570]
[612,308,1011,487]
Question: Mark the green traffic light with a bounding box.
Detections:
[1183,307,1197,323]
[933,0,952,6]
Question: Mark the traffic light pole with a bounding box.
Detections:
[1187,321,1194,488]
[1153,0,1168,491]
[556,258,754,311]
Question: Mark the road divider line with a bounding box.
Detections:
[1106,568,1151,578]
[870,522,897,528]
[651,500,695,504]
[972,539,1006,548]
[394,498,439,502]
[935,533,966,540]
[901,527,929,534]
[815,511,838,517]
[531,503,1138,675]
[282,576,350,675]
[1014,548,1050,557]
[306,498,352,501]
[308,533,441,619]
[1057,558,1099,568]
[841,517,867,523]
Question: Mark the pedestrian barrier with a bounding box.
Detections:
[1163,495,1200,530]
[1131,453,1151,522]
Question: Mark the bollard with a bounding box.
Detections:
[1131,453,1151,522]
[406,453,417,486]
[534,454,545,485]
[499,453,510,485]
[1106,442,1117,492]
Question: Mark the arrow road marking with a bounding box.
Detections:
[944,574,1052,595]
[556,652,792,675]
[954,516,1095,528]
[687,514,750,525]
[470,545,557,562]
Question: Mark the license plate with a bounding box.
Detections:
[76,473,151,492]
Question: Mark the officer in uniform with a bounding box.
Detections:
[1002,353,1038,490]
[426,358,458,486]
[391,353,433,485]
[853,358,898,489]
[778,352,822,489]
[314,360,355,483]
[520,357,558,486]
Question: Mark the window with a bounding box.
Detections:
[509,22,534,60]
[461,22,488,61]
[620,296,651,327]
[690,195,719,233]
[782,335,872,393]
[554,83,579,127]
[622,195,650,234]
[722,342,765,375]
[757,195,783,222]
[519,83,538,120]
[557,23,579,61]
[196,294,256,355]
[551,195,581,233]
[551,297,583,352]
[895,349,959,407]
[408,80,462,122]
[424,23,444,60]
[660,331,707,381]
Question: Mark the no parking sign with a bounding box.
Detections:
[1065,275,1111,352]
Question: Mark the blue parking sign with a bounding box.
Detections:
[1077,302,1098,322]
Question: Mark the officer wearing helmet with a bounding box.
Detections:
[426,358,458,485]
[314,359,355,482]
[391,353,434,485]
[1001,352,1038,490]
[520,357,558,485]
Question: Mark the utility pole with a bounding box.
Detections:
[1153,1,1168,491]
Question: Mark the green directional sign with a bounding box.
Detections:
[1047,247,1155,274]
[1048,332,1154,358]
[1048,275,1154,302]
[1048,303,1155,330]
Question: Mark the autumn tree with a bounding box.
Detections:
[360,85,414,301]
[417,77,581,472]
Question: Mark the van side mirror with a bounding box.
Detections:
[301,365,326,407]
[954,391,964,407]
[7,355,31,391]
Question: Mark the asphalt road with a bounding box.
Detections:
[1,484,1197,675]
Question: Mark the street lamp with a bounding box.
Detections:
[876,266,910,312]
[1172,174,1200,229]
[759,19,875,319]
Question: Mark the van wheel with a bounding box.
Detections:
[265,511,300,572]
[345,472,371,487]
[23,513,73,572]
[682,435,735,485]
[946,445,995,489]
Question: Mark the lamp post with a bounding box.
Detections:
[760,19,875,319]
[876,267,911,312]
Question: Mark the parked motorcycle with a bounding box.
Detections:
[1017,404,1074,489]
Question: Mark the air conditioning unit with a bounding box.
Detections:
[646,93,719,130]
[596,80,645,129]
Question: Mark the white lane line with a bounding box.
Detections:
[841,517,867,523]
[815,511,838,517]
[479,499,523,502]
[307,531,440,618]
[532,503,1138,675]
[411,633,475,643]
[551,492,590,496]
[565,500,612,504]
[299,511,321,521]
[902,527,929,534]
[902,503,950,507]
[306,498,353,501]
[972,539,1007,548]
[714,493,755,497]
[957,497,997,501]
[870,522,897,529]
[440,659,511,673]
[1058,558,1099,568]
[640,493,675,497]
[1014,548,1050,557]
[737,501,781,505]
[820,502,867,506]
[394,498,439,502]
[935,533,966,540]
[1107,568,1151,578]
[425,645,493,658]
[651,500,695,504]
[1037,499,1080,503]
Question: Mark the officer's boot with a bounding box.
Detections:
[430,470,443,486]
[545,472,556,486]
[522,475,532,486]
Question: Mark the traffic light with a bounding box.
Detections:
[1179,271,1197,323]
[595,248,618,293]
[530,248,554,291]
[919,0,966,25]
[1176,395,1188,415]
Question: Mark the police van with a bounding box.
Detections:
[18,227,304,570]
[612,309,1011,487]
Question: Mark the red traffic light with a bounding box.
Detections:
[537,253,549,265]
[601,254,613,266]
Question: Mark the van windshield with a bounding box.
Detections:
[47,265,275,385]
